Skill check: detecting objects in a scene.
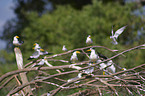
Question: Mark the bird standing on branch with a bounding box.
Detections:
[106,60,116,74]
[33,43,53,55]
[39,48,53,55]
[87,48,98,63]
[122,68,127,71]
[31,58,45,68]
[28,48,43,60]
[70,51,80,63]
[86,35,93,45]
[62,45,68,51]
[97,59,107,75]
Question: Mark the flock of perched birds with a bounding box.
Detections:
[12,25,127,82]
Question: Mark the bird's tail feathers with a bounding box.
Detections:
[20,41,24,44]
[46,52,53,55]
[27,56,34,60]
[110,36,114,39]
[112,41,118,45]
[27,58,32,60]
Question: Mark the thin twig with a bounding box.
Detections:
[0,75,16,89]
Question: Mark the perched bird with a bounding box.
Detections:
[33,43,52,55]
[39,48,52,55]
[121,68,128,76]
[70,51,80,63]
[86,35,93,45]
[87,48,99,63]
[28,48,43,60]
[77,73,82,78]
[37,58,45,66]
[33,57,62,73]
[106,60,116,74]
[31,58,45,68]
[97,60,107,70]
[13,36,24,46]
[33,43,41,51]
[62,45,68,51]
[97,59,107,75]
[67,76,79,82]
[82,67,94,74]
[67,73,82,82]
[122,68,127,71]
[110,26,127,45]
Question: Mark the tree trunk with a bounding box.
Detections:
[14,47,33,95]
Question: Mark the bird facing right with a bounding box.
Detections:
[86,35,93,45]
[13,36,24,46]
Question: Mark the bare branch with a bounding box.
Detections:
[0,75,16,89]
[1,44,145,96]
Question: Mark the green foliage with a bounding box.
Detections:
[0,50,15,64]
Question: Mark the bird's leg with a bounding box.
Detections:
[56,69,61,73]
[60,68,64,71]
[32,59,37,63]
[103,71,105,75]
[37,65,43,70]
[93,61,96,64]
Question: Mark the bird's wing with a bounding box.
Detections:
[29,51,40,58]
[70,55,78,63]
[20,41,24,45]
[100,63,107,69]
[109,64,116,73]
[37,60,44,65]
[62,47,68,51]
[70,53,75,60]
[112,38,118,45]
[67,77,79,82]
[17,37,24,45]
[111,26,114,36]
[32,51,39,56]
[97,51,108,59]
[70,55,73,61]
[114,26,127,39]
[64,48,68,51]
[40,50,53,55]
[40,51,48,55]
